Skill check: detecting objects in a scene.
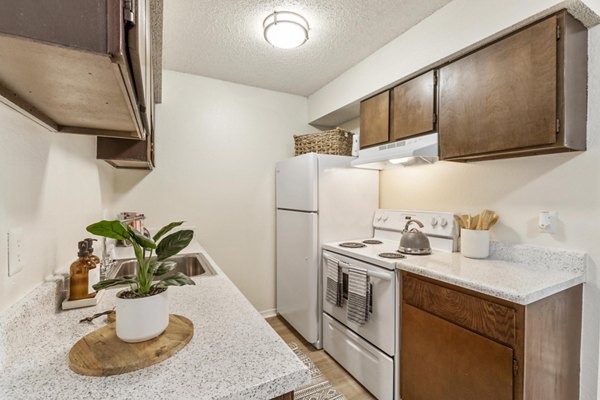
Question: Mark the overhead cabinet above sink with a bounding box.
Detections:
[0,0,158,140]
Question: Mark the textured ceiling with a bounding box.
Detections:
[162,0,452,96]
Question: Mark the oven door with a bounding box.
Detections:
[322,250,396,356]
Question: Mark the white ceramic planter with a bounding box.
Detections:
[115,288,169,343]
[461,229,490,259]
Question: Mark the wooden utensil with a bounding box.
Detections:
[470,215,479,230]
[476,209,496,230]
[476,209,488,230]
[460,214,469,229]
[487,214,499,229]
[454,215,464,229]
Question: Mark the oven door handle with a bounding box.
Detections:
[338,261,393,281]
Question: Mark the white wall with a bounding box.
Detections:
[308,0,600,124]
[110,70,311,313]
[0,106,114,312]
[351,24,600,400]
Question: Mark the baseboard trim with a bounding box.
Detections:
[260,308,277,318]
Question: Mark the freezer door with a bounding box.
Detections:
[276,209,319,344]
[275,153,318,212]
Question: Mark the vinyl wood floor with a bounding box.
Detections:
[266,316,376,400]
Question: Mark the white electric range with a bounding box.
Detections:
[321,209,459,400]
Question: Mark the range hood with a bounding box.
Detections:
[351,133,439,170]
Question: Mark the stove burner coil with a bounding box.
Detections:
[339,242,367,248]
[378,252,406,259]
[362,240,383,245]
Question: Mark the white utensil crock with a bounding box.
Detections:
[461,229,490,259]
[115,289,169,342]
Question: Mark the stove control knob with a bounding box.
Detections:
[431,217,439,227]
[383,215,389,222]
[376,215,383,222]
[440,217,448,228]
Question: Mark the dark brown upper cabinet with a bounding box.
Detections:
[97,128,155,170]
[391,70,437,141]
[439,11,587,161]
[0,0,160,140]
[360,91,390,149]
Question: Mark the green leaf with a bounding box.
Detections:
[126,225,157,249]
[130,239,144,266]
[86,220,129,241]
[154,261,176,276]
[92,277,136,291]
[158,272,196,287]
[148,260,159,276]
[153,221,184,242]
[156,230,193,261]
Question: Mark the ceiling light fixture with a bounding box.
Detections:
[263,11,309,49]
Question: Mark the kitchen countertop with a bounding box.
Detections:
[396,241,586,305]
[0,242,309,400]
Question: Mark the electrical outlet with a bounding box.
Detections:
[538,211,558,234]
[8,228,24,276]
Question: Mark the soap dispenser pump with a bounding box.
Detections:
[84,238,100,265]
[69,240,97,301]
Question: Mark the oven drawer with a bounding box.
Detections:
[323,313,394,400]
[322,250,396,355]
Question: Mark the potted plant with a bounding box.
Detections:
[87,220,195,343]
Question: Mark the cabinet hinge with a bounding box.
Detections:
[433,113,437,124]
[124,0,135,24]
[513,359,519,377]
[556,24,561,40]
[556,118,561,134]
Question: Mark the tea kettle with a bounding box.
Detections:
[398,220,432,255]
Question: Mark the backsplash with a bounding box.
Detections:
[489,241,586,274]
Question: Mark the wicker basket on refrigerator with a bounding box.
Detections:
[293,128,354,156]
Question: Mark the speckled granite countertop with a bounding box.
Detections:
[397,241,586,305]
[0,243,309,400]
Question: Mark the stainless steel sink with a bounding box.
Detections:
[108,253,213,280]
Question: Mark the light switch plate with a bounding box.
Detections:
[8,228,24,276]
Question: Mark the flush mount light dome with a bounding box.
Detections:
[263,11,309,49]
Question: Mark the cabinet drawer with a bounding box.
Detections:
[323,313,394,400]
[402,274,516,346]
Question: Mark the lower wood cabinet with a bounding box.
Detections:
[402,304,514,400]
[272,392,293,400]
[400,272,582,400]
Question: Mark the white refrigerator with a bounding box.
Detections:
[276,153,378,348]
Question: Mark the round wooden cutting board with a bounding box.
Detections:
[69,314,194,376]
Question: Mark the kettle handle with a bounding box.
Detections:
[404,219,424,232]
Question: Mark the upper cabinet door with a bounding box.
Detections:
[360,91,390,149]
[439,16,558,160]
[391,70,436,141]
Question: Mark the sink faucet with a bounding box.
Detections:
[119,214,152,241]
[100,214,150,278]
[99,237,117,280]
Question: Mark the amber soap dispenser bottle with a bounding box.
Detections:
[69,240,97,301]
